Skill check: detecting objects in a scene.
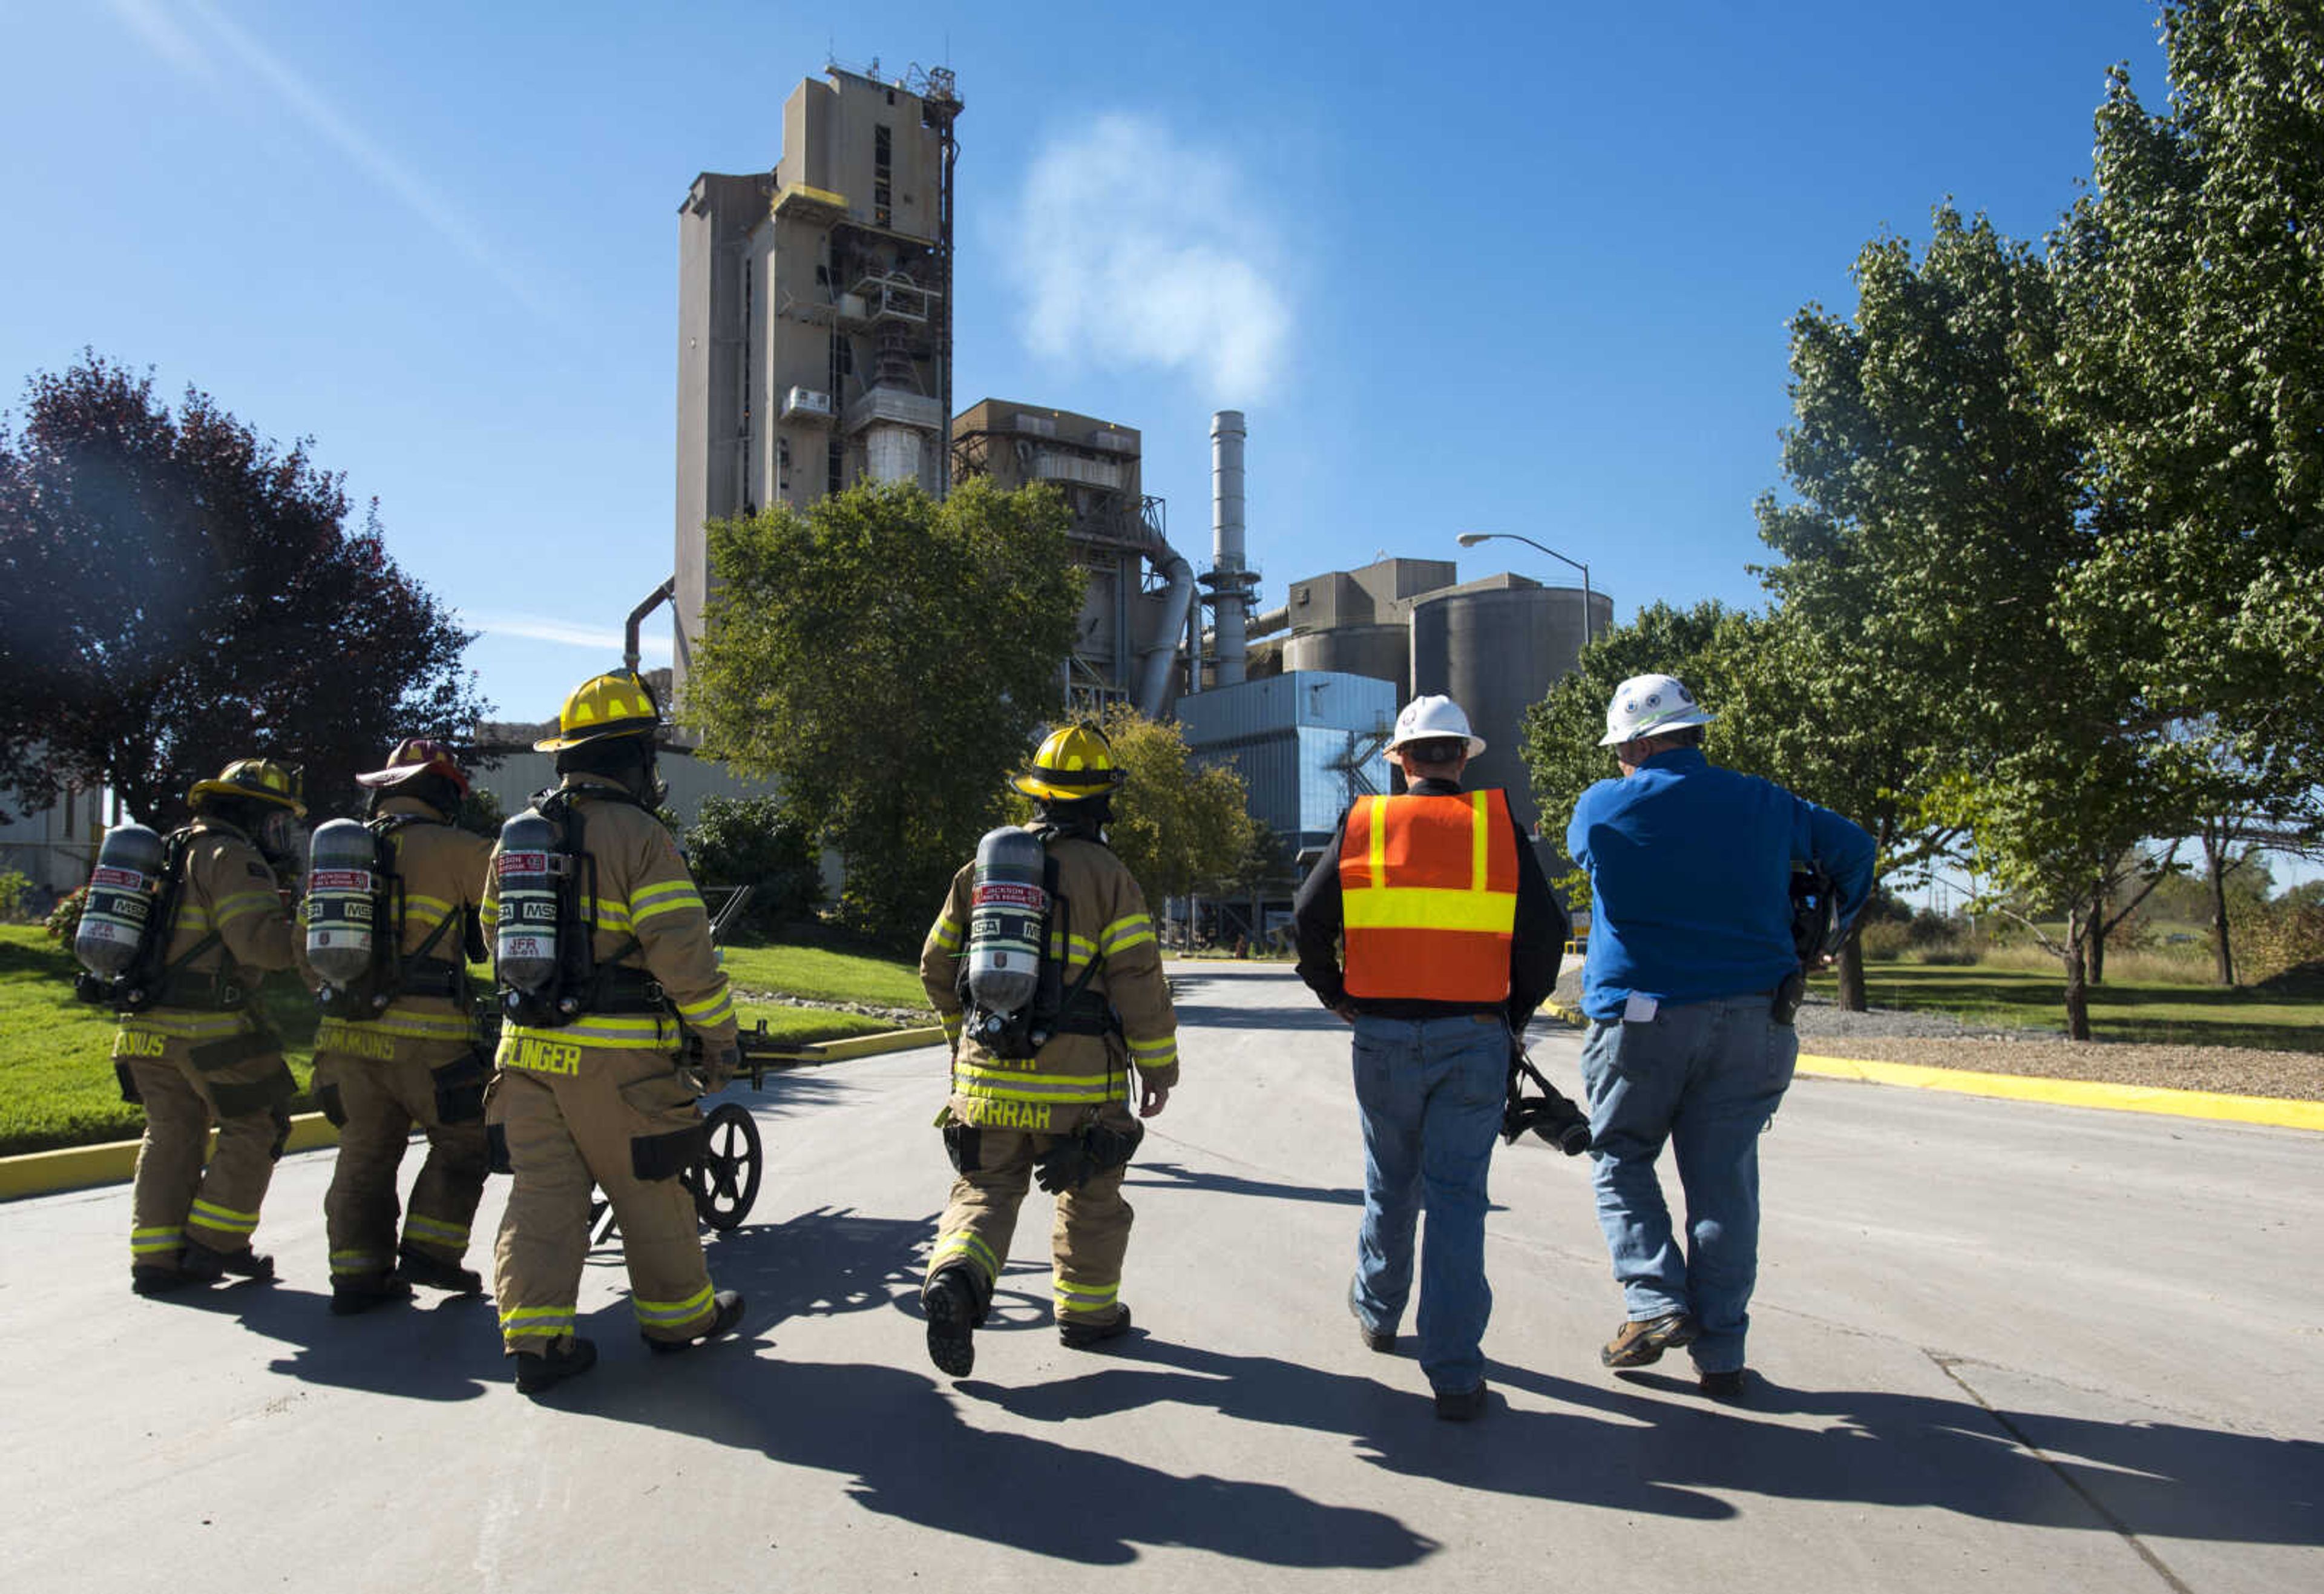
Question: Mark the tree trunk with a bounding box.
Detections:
[2062,903,2093,1041]
[2204,828,2236,987]
[2088,921,2107,986]
[1836,923,1868,1012]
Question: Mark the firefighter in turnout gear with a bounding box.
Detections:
[480,671,745,1395]
[918,725,1180,1378]
[113,760,307,1295]
[306,740,495,1315]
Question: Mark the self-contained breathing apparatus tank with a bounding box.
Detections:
[963,826,1051,1055]
[306,818,385,1009]
[73,823,168,984]
[494,808,571,1023]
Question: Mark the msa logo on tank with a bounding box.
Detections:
[963,826,1052,1057]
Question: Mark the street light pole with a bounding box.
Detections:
[1456,531,1594,649]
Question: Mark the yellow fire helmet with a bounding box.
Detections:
[187,758,307,817]
[1013,725,1127,802]
[534,670,663,752]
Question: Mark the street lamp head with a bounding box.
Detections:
[1455,532,1491,547]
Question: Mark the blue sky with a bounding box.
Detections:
[5,1,2168,726]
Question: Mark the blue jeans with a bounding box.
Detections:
[1578,992,1799,1375]
[1349,1013,1507,1394]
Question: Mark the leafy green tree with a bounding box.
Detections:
[2049,1,2324,771]
[685,794,824,936]
[681,479,1082,949]
[1092,706,1255,911]
[0,354,487,826]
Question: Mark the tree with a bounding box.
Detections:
[685,794,824,936]
[1086,705,1254,912]
[681,478,1083,949]
[2049,2,2324,765]
[0,355,487,826]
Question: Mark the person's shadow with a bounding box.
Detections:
[167,1277,500,1400]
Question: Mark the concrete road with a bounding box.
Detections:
[4,963,2317,1593]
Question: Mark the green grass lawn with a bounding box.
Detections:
[1815,960,2324,1053]
[0,925,919,1158]
[720,941,933,1011]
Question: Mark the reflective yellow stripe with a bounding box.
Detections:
[1100,913,1155,955]
[500,1305,577,1338]
[1055,1277,1120,1312]
[479,901,499,929]
[583,897,633,932]
[1341,886,1517,934]
[402,1214,469,1245]
[131,1226,184,1255]
[502,1015,680,1053]
[630,880,704,926]
[1046,932,1098,967]
[212,889,278,926]
[117,1012,253,1042]
[1471,791,1490,887]
[632,1283,715,1326]
[188,1199,257,1234]
[1366,795,1388,888]
[931,915,963,952]
[953,1068,1123,1105]
[933,1231,999,1284]
[1127,1035,1177,1066]
[675,988,734,1024]
[404,893,455,918]
[330,1249,392,1274]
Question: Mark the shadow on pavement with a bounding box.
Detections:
[1124,1159,1365,1208]
[167,1278,499,1400]
[1171,1003,1344,1033]
[700,1205,931,1328]
[577,1345,1440,1569]
[1457,1360,2324,1549]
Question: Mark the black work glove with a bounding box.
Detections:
[1033,1131,1095,1194]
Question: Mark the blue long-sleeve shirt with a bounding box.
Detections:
[1565,748,1876,1021]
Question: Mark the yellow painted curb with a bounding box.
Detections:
[0,1026,950,1204]
[1797,1053,2324,1132]
[0,1112,344,1204]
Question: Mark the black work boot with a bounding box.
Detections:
[397,1244,484,1295]
[330,1270,415,1317]
[923,1268,979,1378]
[180,1243,277,1285]
[1059,1303,1133,1351]
[131,1263,194,1297]
[513,1336,598,1395]
[644,1289,747,1354]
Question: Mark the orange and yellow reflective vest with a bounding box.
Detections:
[1338,789,1519,1003]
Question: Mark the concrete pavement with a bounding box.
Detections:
[3,962,2317,1592]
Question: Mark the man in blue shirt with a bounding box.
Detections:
[1565,673,1874,1401]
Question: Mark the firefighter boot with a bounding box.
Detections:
[1060,1303,1134,1351]
[330,1269,415,1317]
[924,1267,980,1378]
[131,1262,195,1297]
[643,1289,746,1355]
[513,1335,599,1395]
[180,1242,277,1285]
[398,1243,484,1296]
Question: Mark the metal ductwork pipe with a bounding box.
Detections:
[1137,540,1196,717]
[625,577,677,676]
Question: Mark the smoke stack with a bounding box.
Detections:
[1207,409,1256,687]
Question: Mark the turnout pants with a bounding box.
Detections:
[487,1046,717,1352]
[313,1034,490,1281]
[119,1028,296,1273]
[927,1098,1137,1329]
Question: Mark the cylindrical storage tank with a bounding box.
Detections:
[1282,623,1409,694]
[1411,584,1597,834]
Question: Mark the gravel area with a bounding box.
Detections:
[1788,994,2323,1102]
[1549,970,2322,1102]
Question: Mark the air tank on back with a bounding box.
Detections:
[304,818,381,1000]
[965,825,1046,1023]
[74,823,167,980]
[494,810,562,1000]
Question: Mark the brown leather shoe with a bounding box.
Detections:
[1601,1312,1698,1368]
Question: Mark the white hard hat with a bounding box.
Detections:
[1599,673,1716,746]
[1386,694,1485,757]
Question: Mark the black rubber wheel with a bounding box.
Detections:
[688,1101,762,1231]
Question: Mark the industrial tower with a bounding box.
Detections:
[672,62,962,694]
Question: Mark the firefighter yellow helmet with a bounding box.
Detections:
[533,671,663,752]
[187,758,307,817]
[1013,725,1126,802]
